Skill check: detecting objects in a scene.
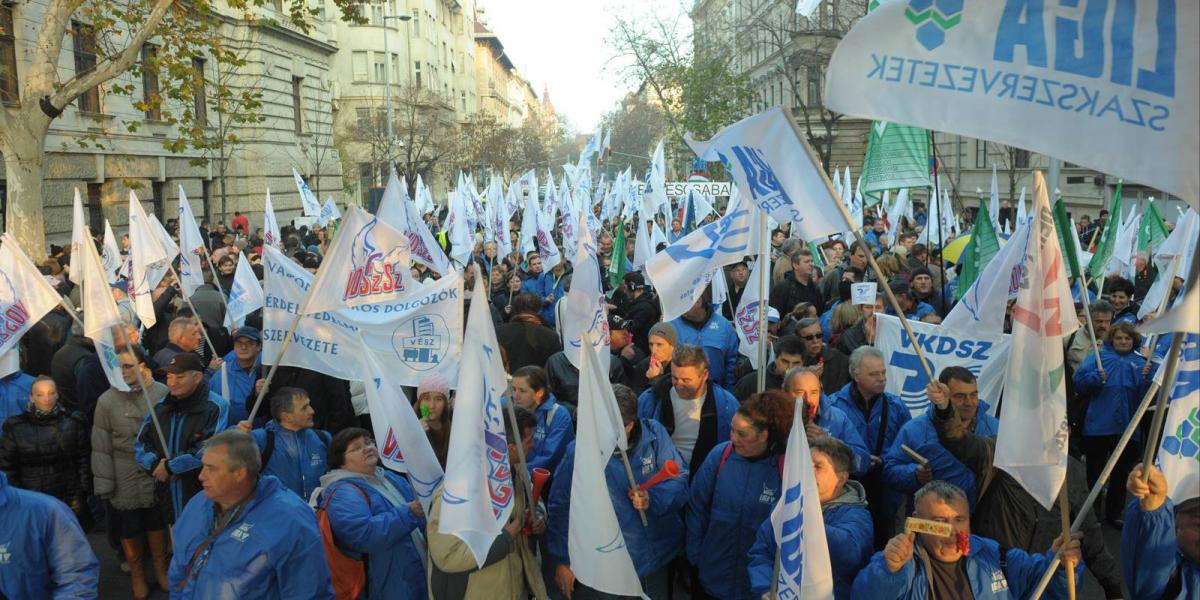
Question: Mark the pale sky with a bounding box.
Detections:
[482,0,684,133]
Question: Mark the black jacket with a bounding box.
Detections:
[770,271,825,316]
[0,405,90,503]
[544,350,626,411]
[806,346,851,395]
[49,337,96,413]
[834,321,869,356]
[20,309,73,377]
[621,291,662,354]
[731,363,786,402]
[495,317,561,373]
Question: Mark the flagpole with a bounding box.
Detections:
[1075,273,1106,380]
[769,553,781,600]
[1139,331,1185,482]
[755,210,770,393]
[1057,483,1076,600]
[616,447,649,527]
[202,251,234,328]
[55,295,86,330]
[502,394,537,528]
[782,109,936,382]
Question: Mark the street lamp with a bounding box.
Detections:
[382,11,412,164]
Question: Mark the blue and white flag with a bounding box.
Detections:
[562,213,609,371]
[176,187,207,298]
[771,397,835,600]
[263,191,282,250]
[320,198,341,227]
[734,257,767,371]
[441,266,515,568]
[224,252,264,328]
[358,335,445,513]
[293,168,322,216]
[943,218,1032,334]
[1158,334,1200,504]
[302,206,413,314]
[377,167,453,276]
[989,164,1001,233]
[0,234,66,357]
[685,107,844,241]
[647,193,757,321]
[569,332,643,597]
[127,192,170,328]
[79,225,130,391]
[518,185,541,255]
[414,174,436,215]
[101,220,122,285]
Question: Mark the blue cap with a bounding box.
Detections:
[233,326,262,343]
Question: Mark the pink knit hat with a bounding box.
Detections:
[418,371,450,400]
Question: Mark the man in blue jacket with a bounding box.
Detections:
[548,384,688,599]
[784,367,871,476]
[884,366,998,512]
[637,344,738,475]
[521,259,569,327]
[209,326,263,424]
[169,430,333,598]
[670,289,740,390]
[830,346,911,546]
[852,481,1084,600]
[235,386,330,500]
[0,471,99,598]
[1122,463,1199,600]
[747,436,873,599]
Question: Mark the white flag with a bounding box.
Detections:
[1139,209,1198,321]
[302,206,413,315]
[887,189,911,247]
[1015,188,1028,227]
[69,189,87,285]
[79,227,130,392]
[989,164,1000,233]
[685,107,844,241]
[320,198,341,226]
[569,332,643,596]
[358,337,445,513]
[647,193,757,321]
[795,0,821,17]
[293,168,322,217]
[771,398,835,599]
[1157,334,1200,505]
[561,213,610,371]
[994,172,1076,510]
[632,215,653,272]
[447,190,474,267]
[734,257,767,371]
[224,252,264,328]
[263,191,282,250]
[440,266,515,568]
[101,221,122,285]
[535,206,562,273]
[943,218,1032,334]
[518,185,541,255]
[148,213,179,264]
[176,188,207,298]
[378,167,453,276]
[825,0,1200,209]
[127,192,170,328]
[414,174,435,215]
[0,234,65,356]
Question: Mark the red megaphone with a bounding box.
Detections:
[531,467,551,501]
[638,460,680,491]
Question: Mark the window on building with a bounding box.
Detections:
[292,76,304,133]
[72,22,101,113]
[806,67,822,106]
[355,107,370,130]
[272,0,283,12]
[412,9,420,35]
[460,91,466,112]
[370,0,384,25]
[373,53,386,83]
[352,51,368,82]
[414,62,421,88]
[85,183,104,229]
[0,7,17,104]
[192,57,207,127]
[359,162,374,192]
[975,140,987,168]
[1014,148,1031,169]
[141,44,161,120]
[392,53,401,85]
[150,181,165,220]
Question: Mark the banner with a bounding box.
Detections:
[770,393,834,600]
[261,246,462,386]
[0,234,67,357]
[825,0,1200,207]
[1158,334,1200,504]
[875,314,1010,417]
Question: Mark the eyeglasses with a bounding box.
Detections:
[799,334,822,341]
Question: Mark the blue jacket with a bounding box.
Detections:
[865,229,885,255]
[134,385,228,519]
[321,470,426,600]
[883,405,999,510]
[820,301,838,343]
[529,395,574,476]
[686,442,783,600]
[0,371,33,424]
[208,350,260,425]
[1122,498,1199,600]
[252,421,331,500]
[813,395,872,477]
[637,380,738,471]
[670,312,740,390]
[0,471,99,599]
[168,475,333,599]
[521,270,568,327]
[1074,343,1153,437]
[829,383,911,460]
[547,419,688,577]
[852,535,1082,600]
[747,481,874,600]
[889,301,937,321]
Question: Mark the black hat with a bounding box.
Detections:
[623,272,646,290]
[911,266,933,279]
[161,353,204,375]
[608,314,631,332]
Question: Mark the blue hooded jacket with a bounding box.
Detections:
[0,371,33,424]
[1122,498,1199,600]
[851,535,1082,600]
[208,349,261,424]
[168,474,333,599]
[686,441,783,600]
[320,469,426,600]
[521,270,568,327]
[828,383,910,461]
[547,419,688,578]
[883,405,998,510]
[812,395,872,477]
[528,394,574,475]
[637,380,738,471]
[251,421,331,500]
[133,385,228,519]
[669,312,740,390]
[747,481,874,600]
[0,471,99,599]
[1074,343,1153,437]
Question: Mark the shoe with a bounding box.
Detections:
[120,538,150,600]
[145,529,170,591]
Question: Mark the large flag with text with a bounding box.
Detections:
[860,121,929,201]
[770,398,834,599]
[79,227,130,391]
[303,206,413,314]
[0,235,65,357]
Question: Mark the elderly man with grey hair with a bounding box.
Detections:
[167,430,333,599]
[830,345,911,547]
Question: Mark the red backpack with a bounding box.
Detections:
[316,483,371,600]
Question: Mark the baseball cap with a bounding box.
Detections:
[161,353,205,375]
[608,314,631,332]
[233,326,262,343]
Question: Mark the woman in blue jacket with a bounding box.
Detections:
[512,366,574,477]
[686,390,793,600]
[319,427,427,600]
[1073,322,1153,524]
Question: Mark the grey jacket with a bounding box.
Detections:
[91,382,168,510]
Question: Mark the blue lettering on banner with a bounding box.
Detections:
[727,146,800,223]
[890,329,991,410]
[776,482,805,592]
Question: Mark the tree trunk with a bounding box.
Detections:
[2,128,50,262]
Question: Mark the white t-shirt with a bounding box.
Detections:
[670,387,705,464]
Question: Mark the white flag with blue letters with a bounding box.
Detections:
[771,397,834,600]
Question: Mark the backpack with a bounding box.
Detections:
[316,483,371,600]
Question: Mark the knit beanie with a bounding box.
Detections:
[647,322,678,347]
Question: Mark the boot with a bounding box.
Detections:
[145,529,170,591]
[120,538,150,600]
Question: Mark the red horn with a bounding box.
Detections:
[531,467,551,501]
[639,460,681,491]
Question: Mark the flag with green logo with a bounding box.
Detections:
[860,121,931,204]
[1052,198,1082,281]
[608,220,627,289]
[808,240,826,271]
[956,202,1001,300]
[1137,200,1169,255]
[1087,181,1123,276]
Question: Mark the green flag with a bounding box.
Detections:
[1087,181,1123,276]
[860,121,931,205]
[1137,200,1169,254]
[808,240,826,271]
[608,220,627,289]
[1052,198,1082,281]
[956,202,1001,300]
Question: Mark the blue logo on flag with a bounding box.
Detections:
[662,207,751,262]
[777,482,805,588]
[728,146,796,218]
[392,315,449,371]
[906,0,962,51]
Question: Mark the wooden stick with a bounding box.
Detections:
[1075,273,1105,380]
[770,552,781,600]
[1140,331,1184,483]
[617,447,649,527]
[1058,483,1076,600]
[900,444,929,467]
